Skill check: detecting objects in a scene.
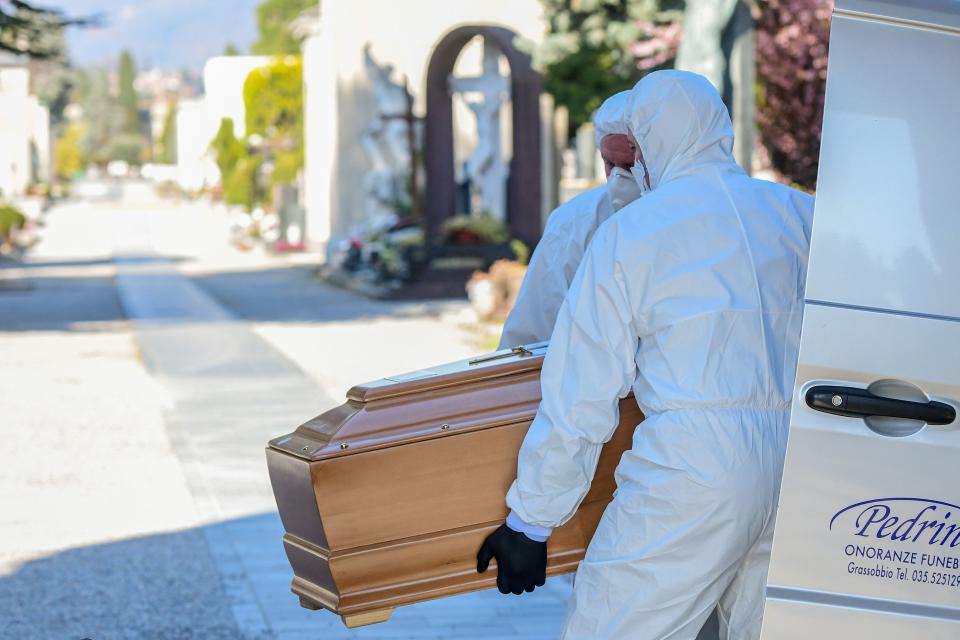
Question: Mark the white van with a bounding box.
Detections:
[761,1,960,637]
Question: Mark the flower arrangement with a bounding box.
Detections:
[442,213,510,245]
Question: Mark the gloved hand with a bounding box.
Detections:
[476,523,547,595]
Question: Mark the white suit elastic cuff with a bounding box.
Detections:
[506,510,552,542]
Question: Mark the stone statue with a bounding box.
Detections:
[675,0,754,171]
[361,44,412,224]
[449,38,510,221]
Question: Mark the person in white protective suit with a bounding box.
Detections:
[498,90,642,349]
[477,70,814,639]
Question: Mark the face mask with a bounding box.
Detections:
[607,167,643,211]
[631,158,652,194]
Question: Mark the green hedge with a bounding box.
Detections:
[0,205,26,239]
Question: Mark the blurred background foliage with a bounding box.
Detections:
[29,0,831,205]
[209,118,265,211]
[116,49,145,162]
[0,0,97,59]
[210,118,247,188]
[210,55,305,212]
[529,0,685,131]
[53,121,84,179]
[224,154,265,211]
[530,0,833,188]
[158,99,178,164]
[206,1,313,212]
[244,56,304,186]
[251,0,318,55]
[755,0,832,190]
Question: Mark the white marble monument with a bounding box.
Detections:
[360,45,413,226]
[297,0,544,255]
[449,38,510,221]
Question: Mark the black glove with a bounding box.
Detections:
[476,523,547,595]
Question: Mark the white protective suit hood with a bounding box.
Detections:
[505,69,815,638]
[625,69,737,190]
[592,90,631,147]
[593,91,642,211]
[593,90,643,211]
[497,186,610,349]
[499,92,635,348]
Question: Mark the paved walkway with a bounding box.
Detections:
[0,202,240,639]
[0,191,572,639]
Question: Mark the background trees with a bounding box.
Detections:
[117,50,139,136]
[210,118,263,210]
[755,0,832,189]
[208,0,311,213]
[250,0,318,55]
[533,0,832,189]
[531,0,684,131]
[243,56,303,186]
[110,49,146,164]
[2,1,98,185]
[158,100,178,165]
[0,0,97,59]
[209,56,304,212]
[210,118,246,185]
[72,69,114,167]
[53,122,84,179]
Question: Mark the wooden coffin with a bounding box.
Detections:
[265,342,643,628]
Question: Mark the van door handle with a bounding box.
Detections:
[806,385,956,425]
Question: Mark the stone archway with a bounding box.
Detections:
[424,25,543,248]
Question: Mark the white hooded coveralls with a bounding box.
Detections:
[505,71,814,639]
[499,91,634,349]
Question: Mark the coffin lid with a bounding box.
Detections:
[268,342,548,461]
[346,341,548,402]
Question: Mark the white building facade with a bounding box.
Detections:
[0,62,50,197]
[175,55,269,191]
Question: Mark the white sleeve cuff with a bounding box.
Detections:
[506,510,553,542]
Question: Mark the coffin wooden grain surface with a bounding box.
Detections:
[266,342,643,627]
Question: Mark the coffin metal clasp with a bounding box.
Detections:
[469,345,534,365]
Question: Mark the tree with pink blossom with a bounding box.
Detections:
[755,0,833,190]
[524,0,685,132]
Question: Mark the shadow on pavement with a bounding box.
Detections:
[0,270,126,332]
[188,264,467,325]
[0,510,584,640]
[0,521,244,639]
[10,256,183,271]
[0,256,466,333]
